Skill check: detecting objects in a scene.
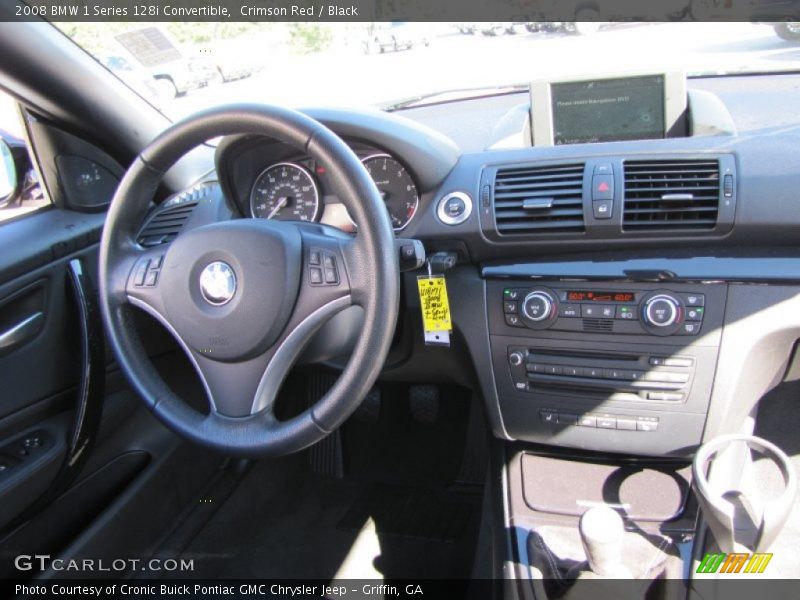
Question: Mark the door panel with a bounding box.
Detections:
[0,208,104,529]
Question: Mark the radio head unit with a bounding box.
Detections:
[530,71,688,147]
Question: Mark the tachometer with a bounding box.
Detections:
[362,154,419,231]
[250,162,320,222]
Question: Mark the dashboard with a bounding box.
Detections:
[140,74,800,461]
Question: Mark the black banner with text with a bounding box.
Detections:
[3,0,799,22]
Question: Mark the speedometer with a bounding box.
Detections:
[362,154,419,231]
[250,162,320,222]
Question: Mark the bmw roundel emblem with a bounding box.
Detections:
[199,261,237,306]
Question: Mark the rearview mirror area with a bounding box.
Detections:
[0,139,18,206]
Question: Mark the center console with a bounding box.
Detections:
[487,279,725,456]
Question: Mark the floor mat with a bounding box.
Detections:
[172,454,480,579]
[337,485,479,544]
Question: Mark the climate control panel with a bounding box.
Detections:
[487,279,725,455]
[502,286,705,336]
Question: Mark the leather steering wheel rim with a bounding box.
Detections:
[98,104,399,457]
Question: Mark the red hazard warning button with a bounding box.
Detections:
[592,174,614,201]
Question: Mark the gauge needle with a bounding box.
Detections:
[267,196,288,219]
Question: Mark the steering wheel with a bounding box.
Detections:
[98,105,400,457]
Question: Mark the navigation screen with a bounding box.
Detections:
[551,75,665,145]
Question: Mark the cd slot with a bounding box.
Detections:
[526,372,686,393]
[507,345,694,403]
[529,349,639,363]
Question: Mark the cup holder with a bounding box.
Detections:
[692,434,797,553]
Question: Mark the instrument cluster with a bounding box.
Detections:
[248,152,420,232]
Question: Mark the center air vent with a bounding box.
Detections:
[493,163,585,234]
[623,160,720,231]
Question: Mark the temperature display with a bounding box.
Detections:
[567,291,636,303]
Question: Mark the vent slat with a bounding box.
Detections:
[495,165,584,176]
[624,185,719,194]
[493,163,585,235]
[623,160,720,232]
[150,210,196,221]
[496,208,585,220]
[496,219,586,232]
[623,218,718,226]
[494,198,583,209]
[494,189,583,200]
[496,179,584,191]
[625,206,718,215]
[625,174,718,182]
[137,198,201,246]
[145,217,192,227]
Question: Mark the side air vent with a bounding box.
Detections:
[136,184,215,247]
[493,163,585,234]
[623,160,720,231]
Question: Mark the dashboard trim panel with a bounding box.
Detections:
[482,255,800,284]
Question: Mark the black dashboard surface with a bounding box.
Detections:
[206,72,800,268]
[397,73,800,152]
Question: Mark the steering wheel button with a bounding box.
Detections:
[323,254,336,269]
[134,260,149,286]
[309,267,323,284]
[309,250,321,265]
[144,270,158,287]
[324,267,338,284]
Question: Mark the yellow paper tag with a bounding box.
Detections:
[417,275,452,333]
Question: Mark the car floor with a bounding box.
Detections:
[170,454,480,579]
[152,376,483,580]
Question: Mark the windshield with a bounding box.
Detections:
[55,22,800,119]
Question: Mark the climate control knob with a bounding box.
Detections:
[522,291,554,322]
[643,294,681,328]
